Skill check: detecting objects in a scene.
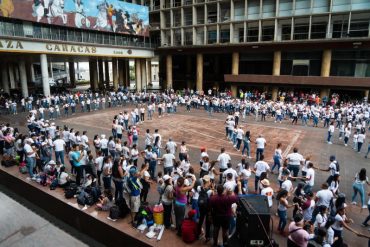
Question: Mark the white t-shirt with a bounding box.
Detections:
[281,179,293,193]
[24,144,35,158]
[217,153,231,169]
[224,180,237,192]
[58,172,69,185]
[316,189,333,207]
[236,128,244,139]
[332,214,346,231]
[256,137,266,149]
[222,168,238,181]
[254,161,270,176]
[95,156,104,171]
[53,139,66,152]
[100,138,108,149]
[166,141,177,154]
[162,153,175,168]
[357,133,366,143]
[306,168,315,186]
[314,213,327,228]
[286,152,304,166]
[261,187,274,207]
[240,169,251,180]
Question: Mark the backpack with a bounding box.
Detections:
[116,198,130,218]
[64,183,78,199]
[198,187,209,211]
[109,206,121,220]
[19,162,28,174]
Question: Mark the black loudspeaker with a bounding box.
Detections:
[233,195,272,247]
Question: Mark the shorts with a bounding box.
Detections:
[130,195,140,213]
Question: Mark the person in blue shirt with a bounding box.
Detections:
[71,144,85,185]
[127,166,142,224]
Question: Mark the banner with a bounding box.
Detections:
[0,0,149,36]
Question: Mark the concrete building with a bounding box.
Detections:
[0,0,156,97]
[147,0,370,99]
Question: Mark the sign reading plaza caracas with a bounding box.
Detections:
[0,0,149,37]
[0,38,154,57]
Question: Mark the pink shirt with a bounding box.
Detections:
[288,222,309,247]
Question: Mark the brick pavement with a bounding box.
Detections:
[1,105,369,246]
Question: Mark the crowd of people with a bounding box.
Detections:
[0,88,370,247]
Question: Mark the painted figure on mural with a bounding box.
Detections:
[93,0,108,30]
[106,3,115,31]
[32,0,49,22]
[48,0,68,25]
[73,0,90,28]
[0,0,14,17]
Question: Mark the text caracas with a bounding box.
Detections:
[46,44,97,54]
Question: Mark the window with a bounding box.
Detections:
[247,26,258,42]
[262,26,274,41]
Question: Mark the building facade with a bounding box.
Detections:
[0,0,156,97]
[148,0,370,99]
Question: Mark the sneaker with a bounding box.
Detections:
[361,223,368,227]
[351,201,357,205]
[328,142,332,144]
[363,205,368,209]
[345,144,348,147]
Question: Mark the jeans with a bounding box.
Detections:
[327,131,332,142]
[149,161,157,179]
[277,209,287,231]
[271,157,281,172]
[242,141,250,156]
[254,175,260,192]
[174,203,186,234]
[55,151,64,165]
[164,166,173,175]
[26,157,36,177]
[256,148,264,161]
[236,138,242,150]
[366,144,370,158]
[358,142,364,152]
[352,182,366,206]
[75,165,83,186]
[103,176,112,190]
[163,203,172,228]
[363,205,370,225]
[288,165,300,177]
[197,209,211,239]
[113,179,123,201]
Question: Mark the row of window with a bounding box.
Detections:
[0,19,157,48]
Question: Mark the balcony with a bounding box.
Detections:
[0,20,156,49]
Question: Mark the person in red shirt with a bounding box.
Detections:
[181,209,198,243]
[209,184,238,247]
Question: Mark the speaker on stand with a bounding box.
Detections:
[230,195,277,247]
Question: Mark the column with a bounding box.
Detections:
[1,64,10,94]
[14,65,20,84]
[30,63,35,82]
[112,58,118,90]
[104,61,110,88]
[69,61,76,87]
[40,54,50,97]
[364,90,369,101]
[89,60,98,91]
[141,58,147,90]
[76,62,80,80]
[272,50,281,101]
[231,52,239,97]
[135,59,142,92]
[118,59,125,86]
[320,49,332,100]
[8,64,15,89]
[186,56,192,89]
[196,53,203,92]
[146,59,152,86]
[166,54,172,89]
[321,49,332,77]
[124,60,130,88]
[19,61,28,98]
[49,62,53,78]
[98,59,104,89]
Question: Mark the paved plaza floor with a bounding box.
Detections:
[1,105,369,246]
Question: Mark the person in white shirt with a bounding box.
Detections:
[260,179,274,208]
[24,139,36,178]
[223,173,237,193]
[159,149,176,175]
[217,147,231,183]
[165,138,177,155]
[255,135,266,161]
[100,134,108,156]
[222,163,238,182]
[302,162,315,194]
[95,151,104,186]
[327,122,335,144]
[285,147,304,178]
[357,131,366,153]
[53,135,66,165]
[234,126,244,151]
[254,154,270,192]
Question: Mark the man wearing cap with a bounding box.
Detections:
[127,167,142,224]
[261,179,274,208]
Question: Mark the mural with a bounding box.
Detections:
[0,0,149,36]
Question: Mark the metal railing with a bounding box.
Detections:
[0,20,157,49]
